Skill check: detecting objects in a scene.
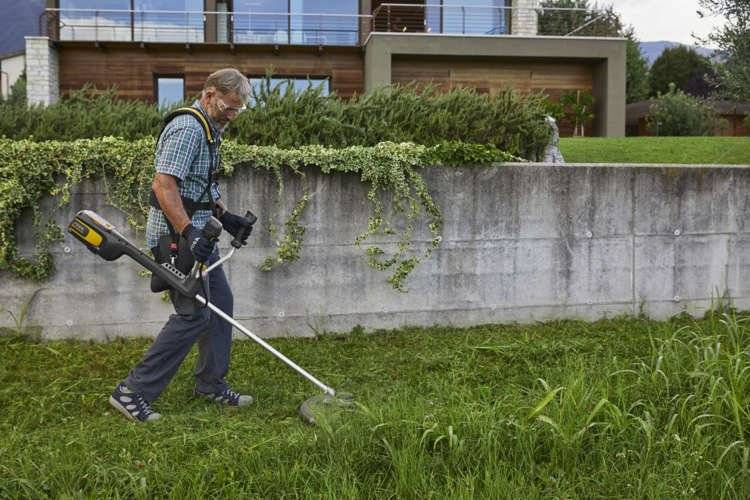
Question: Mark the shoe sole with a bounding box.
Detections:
[109,395,137,421]
[196,392,254,407]
[108,395,161,422]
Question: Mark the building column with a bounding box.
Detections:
[24,36,59,106]
[511,0,538,36]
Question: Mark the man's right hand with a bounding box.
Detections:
[181,223,215,263]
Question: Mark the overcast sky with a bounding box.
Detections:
[610,0,727,46]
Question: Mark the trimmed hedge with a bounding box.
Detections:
[0,83,551,159]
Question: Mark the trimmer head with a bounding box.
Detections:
[299,392,355,425]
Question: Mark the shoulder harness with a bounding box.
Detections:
[149,106,219,220]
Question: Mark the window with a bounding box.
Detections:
[59,0,130,41]
[249,76,330,104]
[133,0,204,42]
[155,76,185,108]
[233,0,358,45]
[58,0,203,42]
[426,0,511,35]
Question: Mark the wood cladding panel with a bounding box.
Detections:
[57,43,364,100]
[392,56,594,95]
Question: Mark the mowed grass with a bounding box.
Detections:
[559,136,750,164]
[2,314,750,498]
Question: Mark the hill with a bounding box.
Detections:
[639,41,718,66]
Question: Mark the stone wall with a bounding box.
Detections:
[511,0,539,36]
[24,36,59,106]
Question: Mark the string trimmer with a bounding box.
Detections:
[68,209,353,424]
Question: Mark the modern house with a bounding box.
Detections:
[28,0,626,136]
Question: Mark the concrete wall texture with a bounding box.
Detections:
[2,163,750,340]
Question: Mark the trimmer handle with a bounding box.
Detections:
[230,210,257,249]
[186,216,223,286]
[202,216,223,242]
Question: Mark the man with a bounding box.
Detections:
[109,68,254,422]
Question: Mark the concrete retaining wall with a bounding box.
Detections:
[2,163,750,340]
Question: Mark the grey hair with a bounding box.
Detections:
[203,68,251,103]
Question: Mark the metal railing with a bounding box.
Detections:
[39,8,367,45]
[371,3,616,37]
[40,8,206,43]
[38,5,618,45]
[231,11,366,46]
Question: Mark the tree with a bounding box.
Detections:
[646,84,725,136]
[649,46,714,97]
[4,72,26,106]
[698,0,750,100]
[624,28,650,103]
[539,2,650,104]
[538,0,622,37]
[560,90,595,136]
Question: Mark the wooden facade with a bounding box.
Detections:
[57,42,364,100]
[392,55,594,94]
[392,54,595,135]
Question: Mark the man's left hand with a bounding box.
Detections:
[219,211,254,245]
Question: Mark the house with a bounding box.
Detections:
[27,0,625,136]
[627,99,750,137]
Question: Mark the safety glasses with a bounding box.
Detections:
[216,95,247,115]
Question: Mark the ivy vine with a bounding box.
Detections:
[0,137,517,289]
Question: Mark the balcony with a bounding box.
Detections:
[39,8,367,46]
[371,3,620,37]
[38,4,617,45]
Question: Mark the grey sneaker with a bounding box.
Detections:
[195,387,254,407]
[109,383,162,422]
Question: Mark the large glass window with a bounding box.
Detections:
[59,0,130,41]
[290,0,358,45]
[233,0,358,45]
[134,0,204,42]
[58,0,203,42]
[155,76,185,108]
[249,76,330,104]
[233,0,289,44]
[427,0,510,35]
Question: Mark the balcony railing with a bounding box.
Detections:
[39,8,367,45]
[38,5,618,45]
[371,3,617,37]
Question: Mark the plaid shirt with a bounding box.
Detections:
[145,101,222,248]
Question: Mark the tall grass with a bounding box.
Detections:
[1,314,749,497]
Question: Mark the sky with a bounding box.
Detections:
[611,0,726,46]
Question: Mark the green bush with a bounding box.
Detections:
[0,86,164,141]
[0,83,551,159]
[646,85,726,136]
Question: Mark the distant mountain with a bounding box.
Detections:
[639,41,719,66]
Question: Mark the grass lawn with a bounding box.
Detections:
[559,137,750,164]
[1,314,749,498]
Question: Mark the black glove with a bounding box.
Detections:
[219,211,253,245]
[181,223,216,263]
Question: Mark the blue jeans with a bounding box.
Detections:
[124,249,233,402]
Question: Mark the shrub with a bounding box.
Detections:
[0,86,164,141]
[559,90,595,137]
[646,85,726,136]
[0,83,551,159]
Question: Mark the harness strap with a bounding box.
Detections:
[150,106,219,241]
